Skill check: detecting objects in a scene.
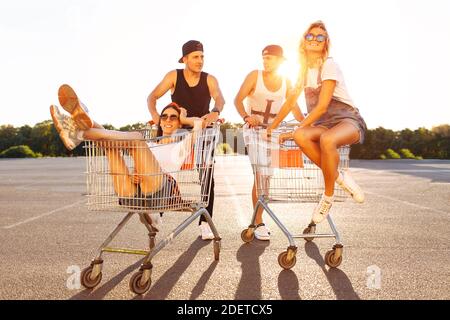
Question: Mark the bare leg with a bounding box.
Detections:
[103,147,136,197]
[293,126,327,167]
[83,128,164,194]
[252,177,265,225]
[319,122,360,196]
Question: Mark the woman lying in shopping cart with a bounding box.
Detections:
[268,20,367,224]
[49,85,203,229]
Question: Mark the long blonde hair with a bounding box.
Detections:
[297,20,331,88]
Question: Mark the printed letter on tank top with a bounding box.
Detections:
[245,70,287,125]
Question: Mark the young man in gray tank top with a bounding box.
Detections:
[147,40,225,240]
[235,45,304,240]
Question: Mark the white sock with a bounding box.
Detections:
[322,194,334,203]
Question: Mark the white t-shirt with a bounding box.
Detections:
[147,136,191,174]
[306,58,355,108]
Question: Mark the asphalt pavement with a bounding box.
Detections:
[0,156,449,300]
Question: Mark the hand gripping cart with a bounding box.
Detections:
[80,124,221,294]
[240,124,350,270]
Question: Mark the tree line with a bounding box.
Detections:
[0,121,449,160]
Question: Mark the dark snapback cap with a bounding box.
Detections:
[262,44,285,58]
[178,40,204,63]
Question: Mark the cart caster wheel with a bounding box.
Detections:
[325,249,343,268]
[278,251,297,270]
[129,271,152,295]
[303,227,315,242]
[213,240,221,261]
[80,266,102,289]
[241,228,254,243]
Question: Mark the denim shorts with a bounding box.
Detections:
[310,100,367,144]
[118,174,181,209]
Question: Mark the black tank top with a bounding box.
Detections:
[171,69,211,117]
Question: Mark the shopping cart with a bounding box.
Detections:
[241,123,350,270]
[80,123,221,294]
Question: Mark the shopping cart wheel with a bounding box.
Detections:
[80,266,102,289]
[129,271,152,295]
[278,251,297,270]
[241,228,255,243]
[213,240,221,261]
[303,227,315,242]
[324,249,343,268]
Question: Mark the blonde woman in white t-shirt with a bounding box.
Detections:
[269,21,367,224]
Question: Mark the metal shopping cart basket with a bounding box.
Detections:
[80,123,221,294]
[241,123,350,270]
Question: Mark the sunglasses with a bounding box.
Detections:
[160,114,179,121]
[305,33,327,42]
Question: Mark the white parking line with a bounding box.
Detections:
[216,159,250,228]
[2,199,85,229]
[365,191,449,215]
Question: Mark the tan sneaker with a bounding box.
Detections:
[50,105,83,150]
[337,170,365,203]
[312,196,333,224]
[58,84,93,130]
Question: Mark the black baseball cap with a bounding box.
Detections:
[178,40,204,63]
[262,44,285,59]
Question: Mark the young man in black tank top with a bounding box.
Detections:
[147,40,225,240]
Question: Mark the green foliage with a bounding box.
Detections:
[102,124,118,130]
[432,124,450,137]
[0,145,41,158]
[350,125,450,160]
[0,125,18,151]
[386,148,401,159]
[0,120,448,159]
[400,148,417,159]
[216,143,234,155]
[119,122,147,131]
[380,154,387,160]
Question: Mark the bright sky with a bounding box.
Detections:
[1,0,449,130]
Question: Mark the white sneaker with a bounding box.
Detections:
[337,170,365,203]
[312,196,333,224]
[254,223,270,241]
[199,221,214,240]
[50,105,83,150]
[149,213,162,232]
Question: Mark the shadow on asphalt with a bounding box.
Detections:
[351,160,450,183]
[235,240,270,300]
[304,242,360,300]
[139,238,211,300]
[189,260,219,300]
[69,238,212,300]
[69,258,144,300]
[278,270,301,300]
